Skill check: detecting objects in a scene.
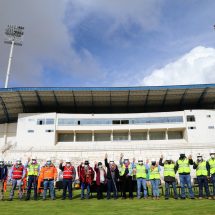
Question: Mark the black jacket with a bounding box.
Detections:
[0,165,8,180]
[105,158,119,181]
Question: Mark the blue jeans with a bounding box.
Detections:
[165,181,178,199]
[107,179,118,199]
[26,175,38,199]
[212,174,215,196]
[150,179,160,197]
[179,174,194,198]
[197,176,210,197]
[10,179,23,199]
[81,182,90,199]
[137,178,147,198]
[43,180,55,199]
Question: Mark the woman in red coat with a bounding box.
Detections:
[94,161,107,200]
[78,160,94,199]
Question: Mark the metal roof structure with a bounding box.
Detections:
[0,84,215,124]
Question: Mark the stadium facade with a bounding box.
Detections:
[0,84,215,166]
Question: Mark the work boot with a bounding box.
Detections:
[198,197,203,200]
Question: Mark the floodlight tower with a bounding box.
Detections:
[4,25,24,88]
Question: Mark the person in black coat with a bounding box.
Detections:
[105,154,119,199]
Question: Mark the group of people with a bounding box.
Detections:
[0,150,215,201]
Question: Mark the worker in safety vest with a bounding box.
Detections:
[159,155,178,200]
[176,153,195,199]
[193,154,211,199]
[9,158,26,201]
[149,158,161,200]
[208,149,215,199]
[40,158,57,200]
[119,153,133,199]
[132,157,149,199]
[25,157,40,200]
[59,159,76,200]
[0,158,8,201]
[78,160,94,200]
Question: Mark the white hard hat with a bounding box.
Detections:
[151,158,156,162]
[65,159,71,163]
[0,158,4,162]
[32,157,37,160]
[210,149,215,154]
[46,158,51,162]
[166,156,172,160]
[197,153,202,157]
[16,158,21,162]
[138,157,143,161]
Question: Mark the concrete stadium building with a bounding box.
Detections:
[0,84,215,166]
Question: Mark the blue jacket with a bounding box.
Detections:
[0,165,8,180]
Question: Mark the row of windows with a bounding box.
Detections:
[57,131,184,142]
[57,116,183,126]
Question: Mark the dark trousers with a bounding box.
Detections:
[121,176,133,198]
[197,176,210,197]
[26,175,38,200]
[97,183,105,199]
[211,174,215,196]
[62,179,73,199]
[165,181,178,199]
[107,179,118,199]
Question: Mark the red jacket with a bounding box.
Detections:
[94,165,107,186]
[78,165,94,184]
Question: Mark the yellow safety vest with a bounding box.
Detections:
[119,165,132,176]
[136,164,147,179]
[27,164,39,176]
[178,159,190,174]
[149,166,160,180]
[196,161,207,177]
[164,163,175,177]
[208,158,215,175]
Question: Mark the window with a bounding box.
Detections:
[27,130,34,133]
[131,132,147,140]
[58,118,76,126]
[121,120,129,124]
[168,131,183,139]
[45,129,54,132]
[94,133,111,141]
[113,132,128,141]
[46,119,54,125]
[112,120,120,124]
[58,133,74,142]
[37,119,45,125]
[76,133,92,142]
[149,131,165,140]
[208,126,214,129]
[188,126,196,129]
[187,115,195,122]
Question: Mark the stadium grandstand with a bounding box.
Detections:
[0,83,215,172]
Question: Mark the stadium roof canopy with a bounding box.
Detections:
[0,84,215,124]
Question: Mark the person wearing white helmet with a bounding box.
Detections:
[149,158,161,200]
[193,154,211,199]
[132,156,149,199]
[25,157,40,201]
[119,153,134,199]
[159,155,178,200]
[8,158,26,201]
[208,150,215,199]
[0,158,8,201]
[40,158,57,200]
[105,153,119,200]
[59,159,76,200]
[176,152,195,199]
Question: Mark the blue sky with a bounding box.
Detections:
[0,0,215,87]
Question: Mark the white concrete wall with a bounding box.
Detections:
[1,110,214,165]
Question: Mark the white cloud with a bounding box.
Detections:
[141,46,215,86]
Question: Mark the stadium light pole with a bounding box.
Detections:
[4,25,24,88]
